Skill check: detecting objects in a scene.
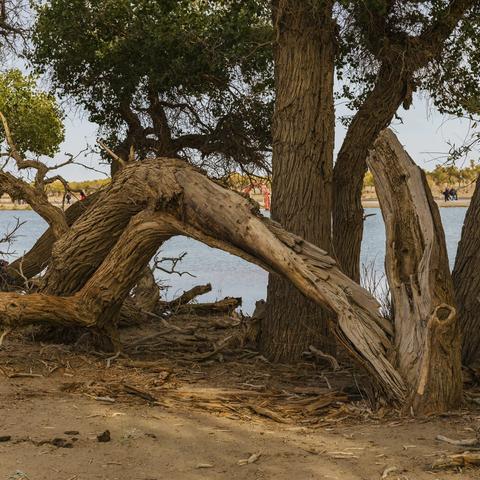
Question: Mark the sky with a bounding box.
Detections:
[50,94,474,181]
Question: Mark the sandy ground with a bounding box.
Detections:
[0,331,479,480]
[1,383,479,480]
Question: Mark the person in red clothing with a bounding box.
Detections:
[79,190,87,201]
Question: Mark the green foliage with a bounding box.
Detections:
[31,0,272,171]
[335,1,480,118]
[45,178,110,194]
[0,69,64,156]
[428,161,480,187]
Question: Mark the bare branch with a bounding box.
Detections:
[152,251,196,278]
[97,139,126,168]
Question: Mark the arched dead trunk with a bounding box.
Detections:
[0,157,406,403]
[368,129,462,414]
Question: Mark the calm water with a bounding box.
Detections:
[0,208,467,313]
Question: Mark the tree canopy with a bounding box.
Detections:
[336,0,480,117]
[31,0,273,174]
[0,69,64,156]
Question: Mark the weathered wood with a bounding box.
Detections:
[6,193,99,285]
[0,157,406,402]
[368,129,462,413]
[159,284,212,310]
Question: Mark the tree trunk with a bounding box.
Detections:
[0,157,406,403]
[42,160,176,296]
[260,0,336,362]
[452,174,480,365]
[332,62,409,282]
[6,193,99,285]
[368,129,462,413]
[331,0,474,283]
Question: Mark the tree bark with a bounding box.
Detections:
[6,193,99,285]
[452,174,480,365]
[368,129,462,413]
[260,0,336,362]
[332,62,408,282]
[0,157,406,403]
[42,160,177,296]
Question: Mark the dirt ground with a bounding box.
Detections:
[1,324,480,480]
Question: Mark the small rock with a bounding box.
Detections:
[0,435,11,442]
[8,471,29,479]
[145,433,157,439]
[238,453,261,465]
[64,430,80,436]
[196,463,214,469]
[51,438,73,448]
[97,430,111,442]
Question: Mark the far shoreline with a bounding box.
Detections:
[362,198,471,208]
[0,197,471,212]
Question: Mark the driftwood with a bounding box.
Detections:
[368,129,462,413]
[436,434,480,447]
[0,158,406,402]
[432,452,480,470]
[165,297,242,316]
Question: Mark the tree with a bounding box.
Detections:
[453,177,480,364]
[0,0,29,52]
[259,0,336,361]
[30,0,273,175]
[0,69,64,156]
[30,0,480,365]
[262,0,478,361]
[333,0,479,282]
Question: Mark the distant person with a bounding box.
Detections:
[79,190,87,201]
[65,192,72,204]
[442,187,450,202]
[450,187,458,201]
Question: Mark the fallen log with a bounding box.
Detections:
[432,452,480,470]
[163,297,241,316]
[368,129,462,413]
[157,283,212,311]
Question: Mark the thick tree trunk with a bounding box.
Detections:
[42,161,175,296]
[332,63,409,282]
[368,130,462,413]
[452,175,480,365]
[0,157,406,403]
[261,0,336,362]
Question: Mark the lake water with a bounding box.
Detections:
[0,208,467,313]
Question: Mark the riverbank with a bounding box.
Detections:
[362,198,471,208]
[0,198,471,211]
